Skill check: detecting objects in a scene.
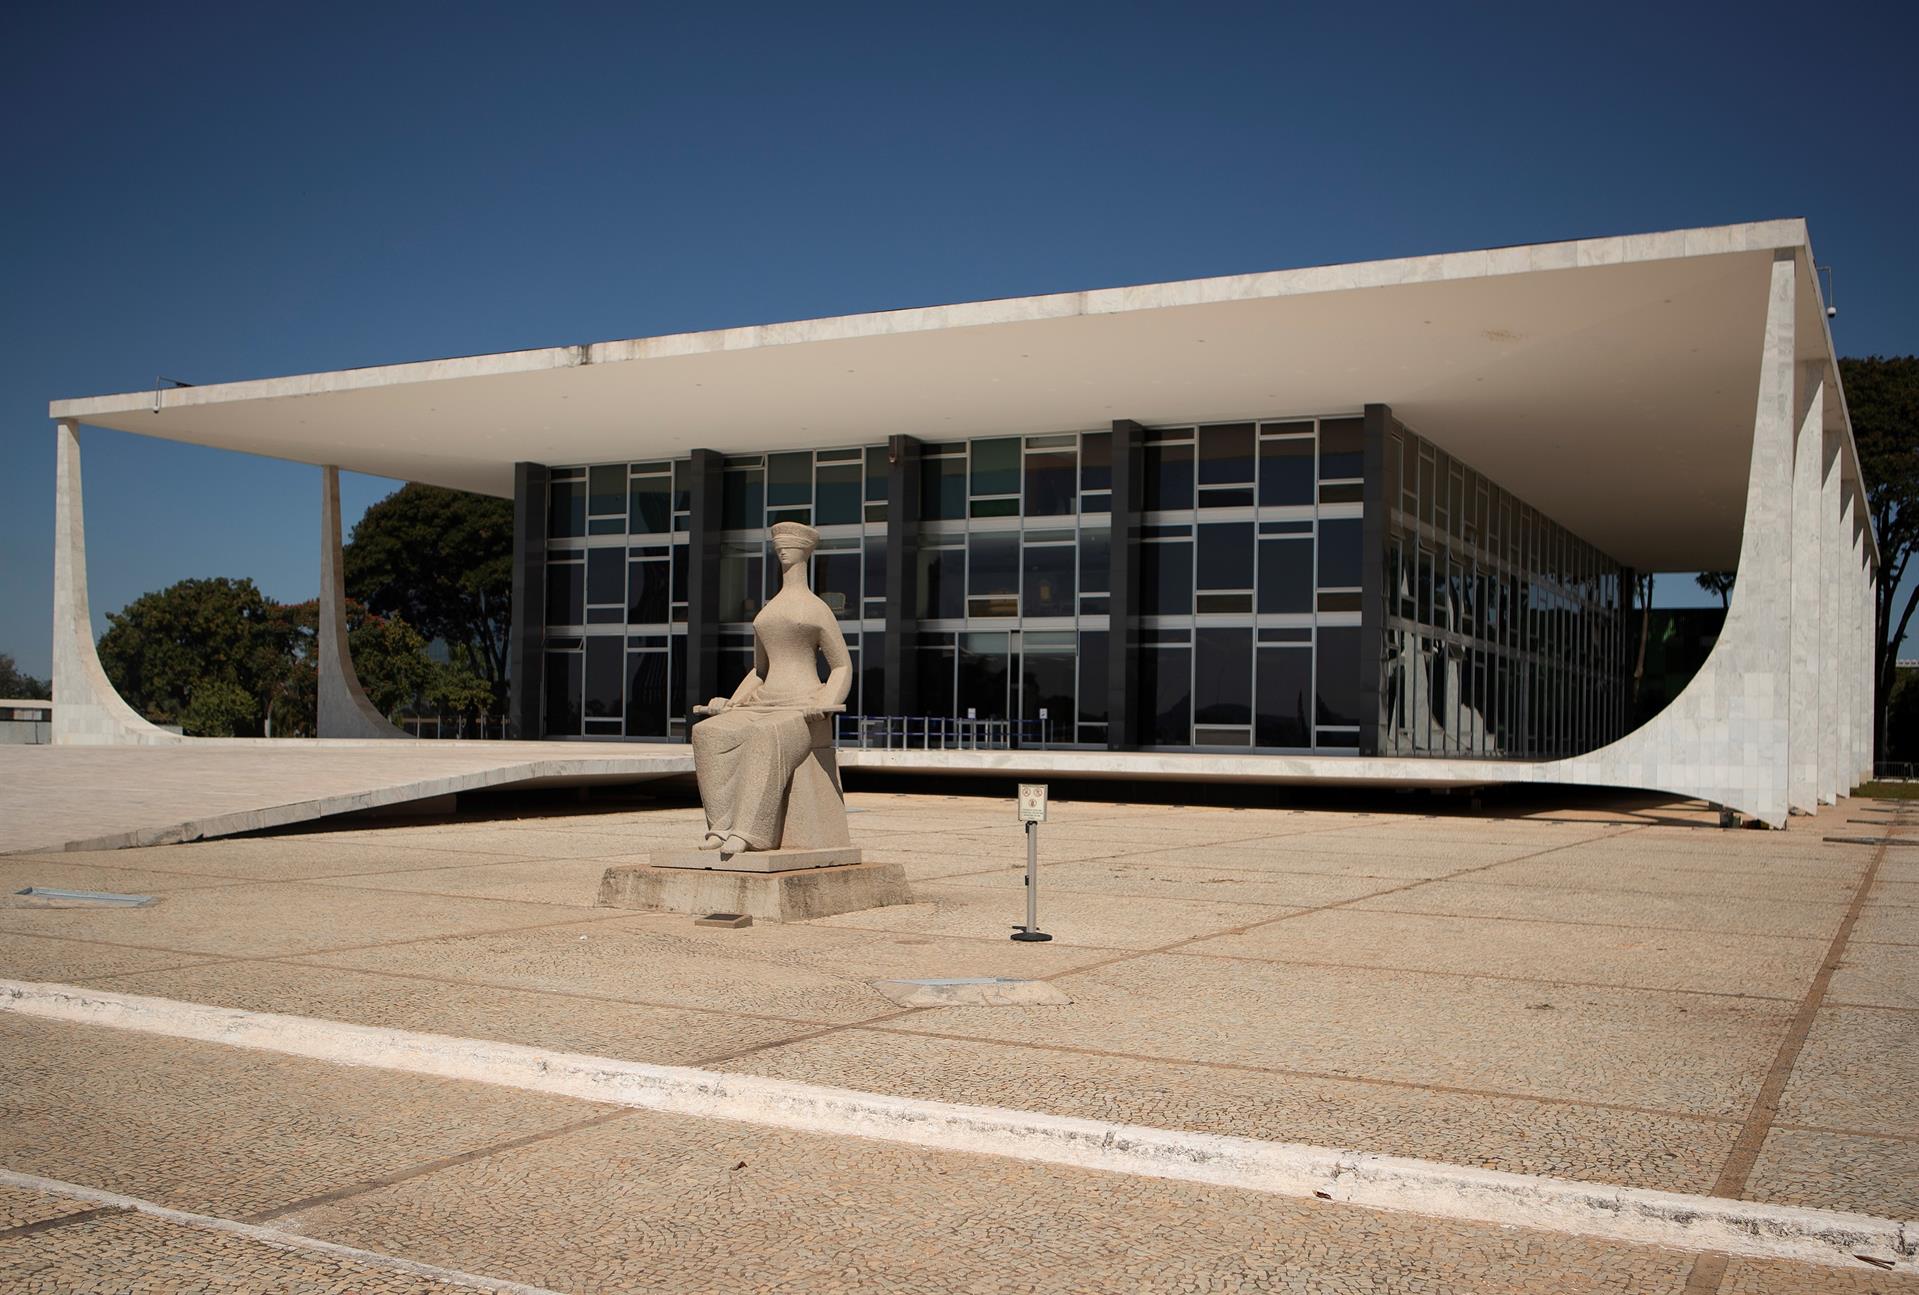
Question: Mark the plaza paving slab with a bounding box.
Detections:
[3,788,1915,1291]
[2,1014,1909,1295]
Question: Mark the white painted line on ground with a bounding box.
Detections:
[3,979,1913,1275]
[0,1168,567,1295]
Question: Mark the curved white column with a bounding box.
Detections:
[1547,251,1800,825]
[1818,425,1841,805]
[1788,367,1825,813]
[317,466,408,739]
[50,422,182,745]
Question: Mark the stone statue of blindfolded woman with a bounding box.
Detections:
[690,521,855,855]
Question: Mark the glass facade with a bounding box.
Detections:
[532,410,1630,760]
[1377,418,1629,758]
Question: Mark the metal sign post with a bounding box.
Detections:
[1012,783,1051,942]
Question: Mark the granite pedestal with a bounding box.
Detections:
[599,851,910,923]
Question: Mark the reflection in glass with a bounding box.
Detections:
[958,633,1009,719]
[588,465,624,517]
[1316,626,1361,727]
[544,651,581,736]
[629,477,670,534]
[1142,646,1192,745]
[1024,449,1077,516]
[1142,540,1193,616]
[627,561,670,624]
[766,453,811,508]
[814,461,862,526]
[625,650,668,737]
[1078,631,1109,728]
[917,546,964,620]
[1194,628,1252,726]
[1255,647,1310,748]
[1023,544,1075,617]
[584,637,622,720]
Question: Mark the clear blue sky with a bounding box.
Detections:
[2,1,1915,680]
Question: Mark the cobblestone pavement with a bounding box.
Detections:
[2,788,1914,1291]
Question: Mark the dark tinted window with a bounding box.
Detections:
[544,651,581,735]
[546,560,584,625]
[588,465,624,517]
[1198,423,1255,485]
[1319,418,1364,479]
[1194,628,1252,726]
[587,547,624,605]
[625,650,668,737]
[970,439,1020,498]
[1024,450,1077,516]
[1142,646,1192,745]
[1318,517,1363,588]
[1255,648,1310,747]
[814,461,862,526]
[766,453,812,508]
[548,480,585,537]
[1023,545,1075,617]
[1142,540,1192,616]
[1257,539,1312,614]
[584,637,623,720]
[627,561,670,624]
[1258,438,1314,507]
[1316,625,1362,726]
[1144,443,1194,511]
[1197,523,1254,590]
[629,477,670,534]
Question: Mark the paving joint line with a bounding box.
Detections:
[242,1106,639,1224]
[0,1169,566,1295]
[1682,836,1892,1295]
[1031,826,1656,987]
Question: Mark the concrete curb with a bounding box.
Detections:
[4,979,1912,1274]
[0,1167,566,1295]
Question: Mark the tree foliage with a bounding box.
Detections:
[0,652,50,700]
[344,484,512,715]
[97,577,295,735]
[1694,571,1734,610]
[1842,355,1919,758]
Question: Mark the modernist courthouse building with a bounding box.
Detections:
[48,220,1876,826]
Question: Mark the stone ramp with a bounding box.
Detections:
[0,742,693,855]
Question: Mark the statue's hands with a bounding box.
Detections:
[695,696,730,716]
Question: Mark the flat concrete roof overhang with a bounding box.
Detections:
[51,219,1871,572]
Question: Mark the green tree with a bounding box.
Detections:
[0,652,50,700]
[97,577,295,735]
[1694,571,1734,610]
[1843,355,1919,761]
[344,485,513,715]
[267,600,437,737]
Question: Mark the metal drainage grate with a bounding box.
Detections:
[11,887,158,908]
[1822,837,1919,847]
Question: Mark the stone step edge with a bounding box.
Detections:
[0,1166,567,1295]
[3,978,1911,1275]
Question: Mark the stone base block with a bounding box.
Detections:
[650,847,862,874]
[598,860,911,922]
